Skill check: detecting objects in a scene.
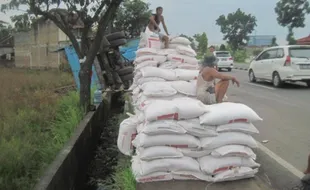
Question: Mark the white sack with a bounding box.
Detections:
[200,132,258,150]
[141,82,177,97]
[217,122,259,135]
[132,133,200,148]
[200,102,262,125]
[137,146,183,161]
[179,148,212,158]
[175,69,199,81]
[157,48,178,55]
[173,97,207,119]
[170,81,196,96]
[140,67,177,81]
[170,36,192,45]
[172,171,211,181]
[159,62,180,69]
[176,45,197,57]
[168,43,190,49]
[135,55,167,64]
[211,145,257,160]
[167,54,199,65]
[199,155,260,175]
[143,100,178,121]
[117,116,138,156]
[146,37,162,49]
[135,60,159,71]
[135,172,173,183]
[212,167,258,182]
[136,48,158,57]
[139,120,186,135]
[178,118,218,137]
[177,63,199,70]
[134,94,185,110]
[136,77,165,85]
[132,156,200,177]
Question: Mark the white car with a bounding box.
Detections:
[213,51,234,72]
[248,45,310,87]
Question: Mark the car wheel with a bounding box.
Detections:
[109,39,127,48]
[105,31,126,41]
[249,69,256,82]
[305,81,310,87]
[227,68,232,72]
[218,68,222,72]
[272,72,283,87]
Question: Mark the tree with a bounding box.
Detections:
[271,37,278,46]
[275,0,310,43]
[216,8,257,52]
[113,0,151,38]
[1,0,123,111]
[10,13,33,32]
[193,32,208,55]
[219,44,226,51]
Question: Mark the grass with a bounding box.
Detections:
[0,67,84,190]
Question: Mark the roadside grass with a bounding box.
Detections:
[0,68,84,190]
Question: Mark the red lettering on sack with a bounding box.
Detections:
[229,118,248,123]
[214,166,233,173]
[139,175,166,182]
[157,113,179,120]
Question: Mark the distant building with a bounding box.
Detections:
[14,12,84,69]
[296,35,310,45]
[247,35,275,47]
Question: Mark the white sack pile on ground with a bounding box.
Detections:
[117,32,263,183]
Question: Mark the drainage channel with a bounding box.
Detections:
[84,92,127,190]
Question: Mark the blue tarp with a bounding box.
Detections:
[64,46,100,90]
[120,38,140,61]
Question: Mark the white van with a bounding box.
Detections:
[248,45,310,87]
[213,51,234,72]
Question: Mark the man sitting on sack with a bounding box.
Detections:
[148,6,170,48]
[197,56,240,105]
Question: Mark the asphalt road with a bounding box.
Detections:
[226,68,310,174]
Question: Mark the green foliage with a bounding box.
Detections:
[253,49,262,56]
[275,0,310,43]
[232,49,247,63]
[0,91,83,190]
[114,0,151,38]
[271,37,278,46]
[219,44,226,51]
[194,32,208,56]
[216,8,257,52]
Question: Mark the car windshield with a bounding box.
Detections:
[289,47,310,59]
[215,52,230,57]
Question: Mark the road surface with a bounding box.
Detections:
[228,68,310,174]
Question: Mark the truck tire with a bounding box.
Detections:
[117,66,134,76]
[109,39,127,48]
[120,73,134,82]
[105,31,126,41]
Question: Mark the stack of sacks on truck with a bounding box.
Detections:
[117,34,263,183]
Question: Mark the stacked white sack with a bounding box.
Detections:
[198,102,263,182]
[117,34,263,183]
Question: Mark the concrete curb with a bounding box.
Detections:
[234,67,248,71]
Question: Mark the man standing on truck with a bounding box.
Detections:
[197,56,240,105]
[148,6,170,48]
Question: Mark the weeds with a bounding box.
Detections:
[0,68,83,190]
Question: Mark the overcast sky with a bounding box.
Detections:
[1,0,310,45]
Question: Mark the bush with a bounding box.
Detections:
[253,49,262,56]
[233,50,247,63]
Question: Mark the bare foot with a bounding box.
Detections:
[304,170,310,174]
